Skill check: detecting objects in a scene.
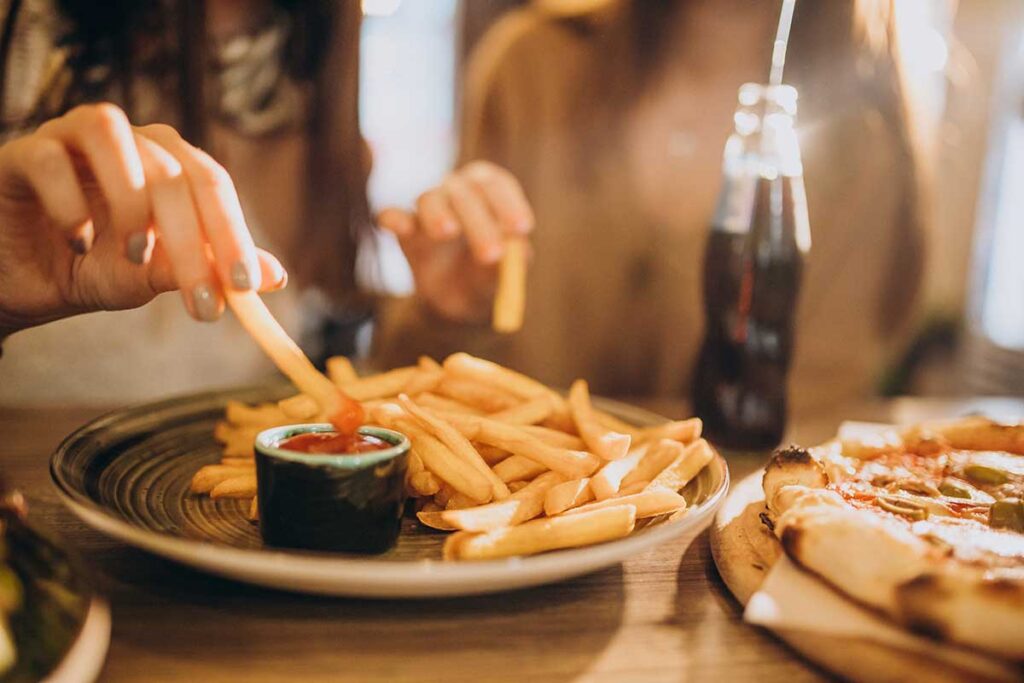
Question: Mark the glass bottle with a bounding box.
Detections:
[691,83,811,451]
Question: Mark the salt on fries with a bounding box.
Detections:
[191,353,713,560]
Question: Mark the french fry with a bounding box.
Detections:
[568,379,631,461]
[191,465,255,494]
[544,477,594,516]
[493,237,527,333]
[417,510,457,530]
[210,473,258,499]
[443,353,551,401]
[590,449,644,500]
[444,352,574,429]
[326,356,359,386]
[434,485,454,508]
[445,504,637,561]
[278,394,320,420]
[214,421,261,445]
[435,377,520,412]
[373,405,493,504]
[437,472,564,532]
[647,438,715,492]
[445,414,601,478]
[220,457,255,468]
[248,497,259,521]
[621,439,686,489]
[226,291,364,434]
[594,409,643,438]
[520,425,586,450]
[225,402,286,427]
[507,480,530,493]
[616,480,649,497]
[415,392,484,416]
[488,396,554,426]
[409,471,441,497]
[404,428,492,503]
[342,367,418,401]
[475,444,511,465]
[636,418,703,445]
[403,357,445,395]
[493,455,547,483]
[399,395,510,501]
[222,432,257,459]
[406,449,425,477]
[446,491,479,510]
[566,485,686,519]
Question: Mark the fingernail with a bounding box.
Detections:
[264,261,288,291]
[192,283,220,322]
[230,261,253,291]
[126,232,150,265]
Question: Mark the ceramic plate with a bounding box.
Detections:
[51,386,729,598]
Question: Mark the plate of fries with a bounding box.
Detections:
[51,354,729,597]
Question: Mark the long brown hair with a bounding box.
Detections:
[45,0,370,306]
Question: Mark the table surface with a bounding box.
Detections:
[3,395,1023,683]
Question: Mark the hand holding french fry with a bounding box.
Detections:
[376,161,533,330]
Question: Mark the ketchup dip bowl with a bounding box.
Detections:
[254,424,410,554]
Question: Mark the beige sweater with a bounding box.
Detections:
[375,8,924,415]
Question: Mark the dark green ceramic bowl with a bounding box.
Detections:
[254,424,410,554]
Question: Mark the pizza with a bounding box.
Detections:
[761,416,1024,661]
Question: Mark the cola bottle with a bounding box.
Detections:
[691,83,811,451]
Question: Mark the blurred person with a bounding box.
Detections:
[0,0,531,404]
[376,0,927,414]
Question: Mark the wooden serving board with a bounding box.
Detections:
[710,471,1014,683]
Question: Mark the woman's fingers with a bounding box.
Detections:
[40,103,151,262]
[377,208,416,238]
[462,161,534,235]
[401,163,532,266]
[443,173,503,264]
[415,188,459,241]
[5,135,93,252]
[137,124,262,293]
[134,134,223,322]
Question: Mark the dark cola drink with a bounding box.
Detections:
[691,84,810,451]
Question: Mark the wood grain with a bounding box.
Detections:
[8,398,1007,682]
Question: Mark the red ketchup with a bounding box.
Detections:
[277,432,391,455]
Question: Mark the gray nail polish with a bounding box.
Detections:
[230,261,252,291]
[192,283,220,322]
[126,232,149,265]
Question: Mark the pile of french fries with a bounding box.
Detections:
[191,353,715,561]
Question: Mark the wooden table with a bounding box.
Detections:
[3,397,1022,682]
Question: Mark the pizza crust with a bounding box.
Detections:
[762,419,1024,662]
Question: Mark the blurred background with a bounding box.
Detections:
[360,0,1024,398]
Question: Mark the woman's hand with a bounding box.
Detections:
[0,103,287,336]
[377,160,533,323]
